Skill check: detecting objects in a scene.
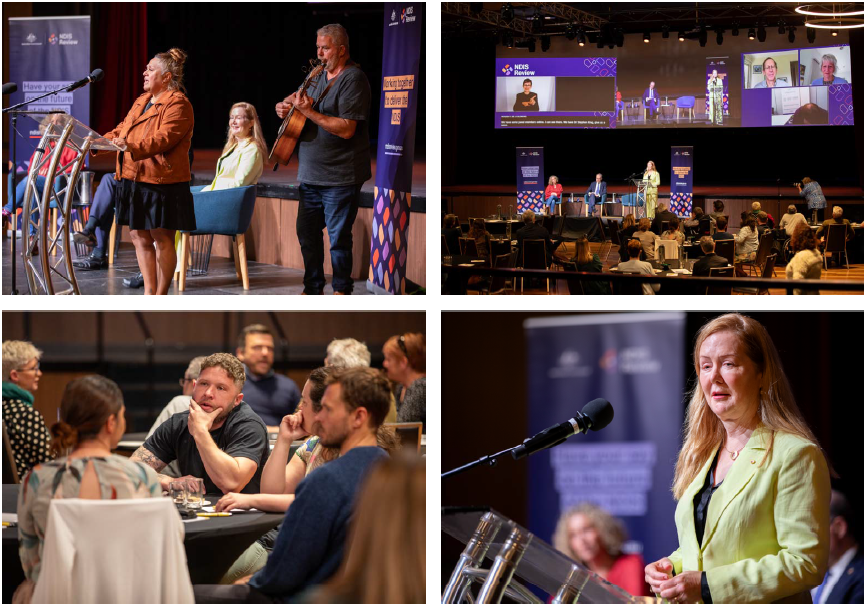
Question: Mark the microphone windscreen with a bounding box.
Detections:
[2,82,17,95]
[582,398,613,430]
[90,69,105,82]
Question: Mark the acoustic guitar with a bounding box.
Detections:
[269,60,325,170]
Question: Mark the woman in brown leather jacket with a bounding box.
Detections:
[100,48,196,295]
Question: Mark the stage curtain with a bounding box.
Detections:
[92,3,147,135]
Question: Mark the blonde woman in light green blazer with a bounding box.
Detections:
[646,313,831,604]
[202,102,267,191]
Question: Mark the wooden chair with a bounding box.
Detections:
[521,238,549,293]
[743,231,775,277]
[459,237,478,257]
[384,422,423,454]
[734,254,777,295]
[714,238,735,266]
[479,253,513,295]
[2,421,20,484]
[823,223,850,269]
[705,266,734,295]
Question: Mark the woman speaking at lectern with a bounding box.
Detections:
[645,313,831,604]
[643,161,660,220]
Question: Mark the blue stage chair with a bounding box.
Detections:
[676,96,696,120]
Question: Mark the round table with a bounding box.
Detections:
[2,483,284,600]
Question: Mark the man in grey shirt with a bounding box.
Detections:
[275,24,371,295]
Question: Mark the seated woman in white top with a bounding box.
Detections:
[203,102,267,191]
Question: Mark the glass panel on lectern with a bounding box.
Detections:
[21,111,121,151]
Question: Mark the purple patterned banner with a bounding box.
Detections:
[670,146,693,217]
[829,84,854,125]
[368,3,422,295]
[516,147,544,213]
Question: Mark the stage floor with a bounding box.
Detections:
[443,183,863,198]
[2,240,372,296]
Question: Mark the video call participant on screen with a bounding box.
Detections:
[791,103,829,125]
[811,54,848,85]
[753,57,786,88]
[585,174,607,218]
[513,78,539,111]
[707,69,724,125]
[643,81,659,119]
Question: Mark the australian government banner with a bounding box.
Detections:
[670,146,694,217]
[368,3,422,295]
[516,147,544,213]
[7,16,91,172]
[524,313,685,575]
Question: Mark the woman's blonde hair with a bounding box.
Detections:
[672,313,831,500]
[311,455,425,603]
[646,161,656,173]
[552,502,626,560]
[622,214,635,229]
[575,237,593,265]
[549,175,558,185]
[153,48,188,94]
[222,102,268,161]
[2,340,42,382]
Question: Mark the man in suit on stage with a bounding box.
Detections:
[812,490,863,604]
[643,81,660,119]
[585,174,607,218]
[691,236,729,276]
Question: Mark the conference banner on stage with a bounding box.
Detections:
[670,146,694,217]
[516,147,544,213]
[7,16,91,172]
[524,313,685,571]
[367,3,422,296]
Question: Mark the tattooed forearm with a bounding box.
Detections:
[130,446,167,472]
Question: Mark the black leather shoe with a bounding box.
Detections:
[72,253,107,270]
[123,272,144,288]
[72,230,97,247]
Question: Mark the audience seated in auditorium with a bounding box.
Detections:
[572,237,611,295]
[515,209,554,267]
[751,201,775,229]
[634,218,659,261]
[325,338,396,422]
[617,239,659,295]
[712,216,734,241]
[756,211,770,237]
[685,206,711,234]
[691,236,729,277]
[467,218,492,261]
[779,205,808,237]
[132,353,269,494]
[304,454,426,604]
[618,214,638,262]
[383,333,426,432]
[146,355,207,478]
[811,489,863,604]
[441,214,461,256]
[817,206,856,245]
[192,367,392,603]
[2,341,52,478]
[651,203,678,236]
[553,502,652,597]
[734,215,759,276]
[234,324,301,426]
[709,199,726,225]
[786,223,823,295]
[15,376,162,603]
[661,217,685,246]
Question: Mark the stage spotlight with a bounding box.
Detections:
[778,21,786,35]
[748,27,756,40]
[614,29,624,47]
[531,10,543,34]
[757,24,766,42]
[807,27,816,43]
[577,29,586,46]
[501,3,514,22]
[699,24,707,47]
[831,28,838,36]
[662,25,670,39]
[788,27,796,43]
[528,38,536,53]
[502,32,514,48]
[541,35,550,52]
[643,31,650,43]
[565,23,576,41]
[716,28,724,45]
[678,30,685,41]
[732,24,739,36]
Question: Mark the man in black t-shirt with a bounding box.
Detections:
[513,78,539,111]
[132,352,269,494]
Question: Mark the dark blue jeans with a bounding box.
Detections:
[4,176,46,236]
[85,175,118,252]
[296,183,362,294]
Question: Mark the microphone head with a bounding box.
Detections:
[2,82,17,95]
[90,69,104,82]
[582,398,613,431]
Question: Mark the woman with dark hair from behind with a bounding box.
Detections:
[573,237,611,295]
[734,215,758,276]
[441,214,461,255]
[619,214,637,262]
[785,223,823,295]
[466,218,492,261]
[15,376,162,603]
[307,454,425,603]
[382,334,425,431]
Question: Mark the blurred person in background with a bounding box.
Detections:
[235,324,300,426]
[2,341,51,477]
[382,333,425,432]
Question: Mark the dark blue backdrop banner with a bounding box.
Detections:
[523,313,685,577]
[516,147,544,213]
[368,3,422,295]
[670,146,694,217]
[8,16,91,172]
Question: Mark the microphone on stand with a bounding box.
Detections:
[512,398,614,459]
[2,83,17,95]
[65,69,104,92]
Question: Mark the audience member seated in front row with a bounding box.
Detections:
[146,355,207,478]
[383,333,426,432]
[711,216,734,241]
[785,223,823,295]
[573,237,611,295]
[301,454,426,604]
[2,340,52,477]
[235,323,301,426]
[15,376,162,603]
[132,352,269,494]
[634,217,659,261]
[215,366,400,583]
[691,236,729,277]
[441,214,461,256]
[617,239,659,295]
[779,205,808,237]
[192,367,392,603]
[734,215,759,277]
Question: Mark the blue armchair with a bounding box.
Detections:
[676,96,696,120]
[178,185,257,291]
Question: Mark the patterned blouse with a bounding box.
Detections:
[2,391,53,477]
[294,435,326,475]
[17,455,162,582]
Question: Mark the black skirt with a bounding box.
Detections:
[116,179,197,231]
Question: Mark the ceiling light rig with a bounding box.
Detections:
[796,4,865,30]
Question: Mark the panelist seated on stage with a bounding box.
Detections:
[617,239,659,295]
[651,203,678,236]
[712,216,734,241]
[513,78,540,111]
[584,174,607,217]
[544,176,563,215]
[515,209,554,266]
[643,81,660,118]
[201,102,267,191]
[645,314,831,604]
[635,218,659,261]
[132,353,269,494]
[691,237,729,277]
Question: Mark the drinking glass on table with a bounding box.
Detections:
[169,480,186,506]
[185,478,205,510]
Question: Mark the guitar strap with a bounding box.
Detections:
[312,66,350,109]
